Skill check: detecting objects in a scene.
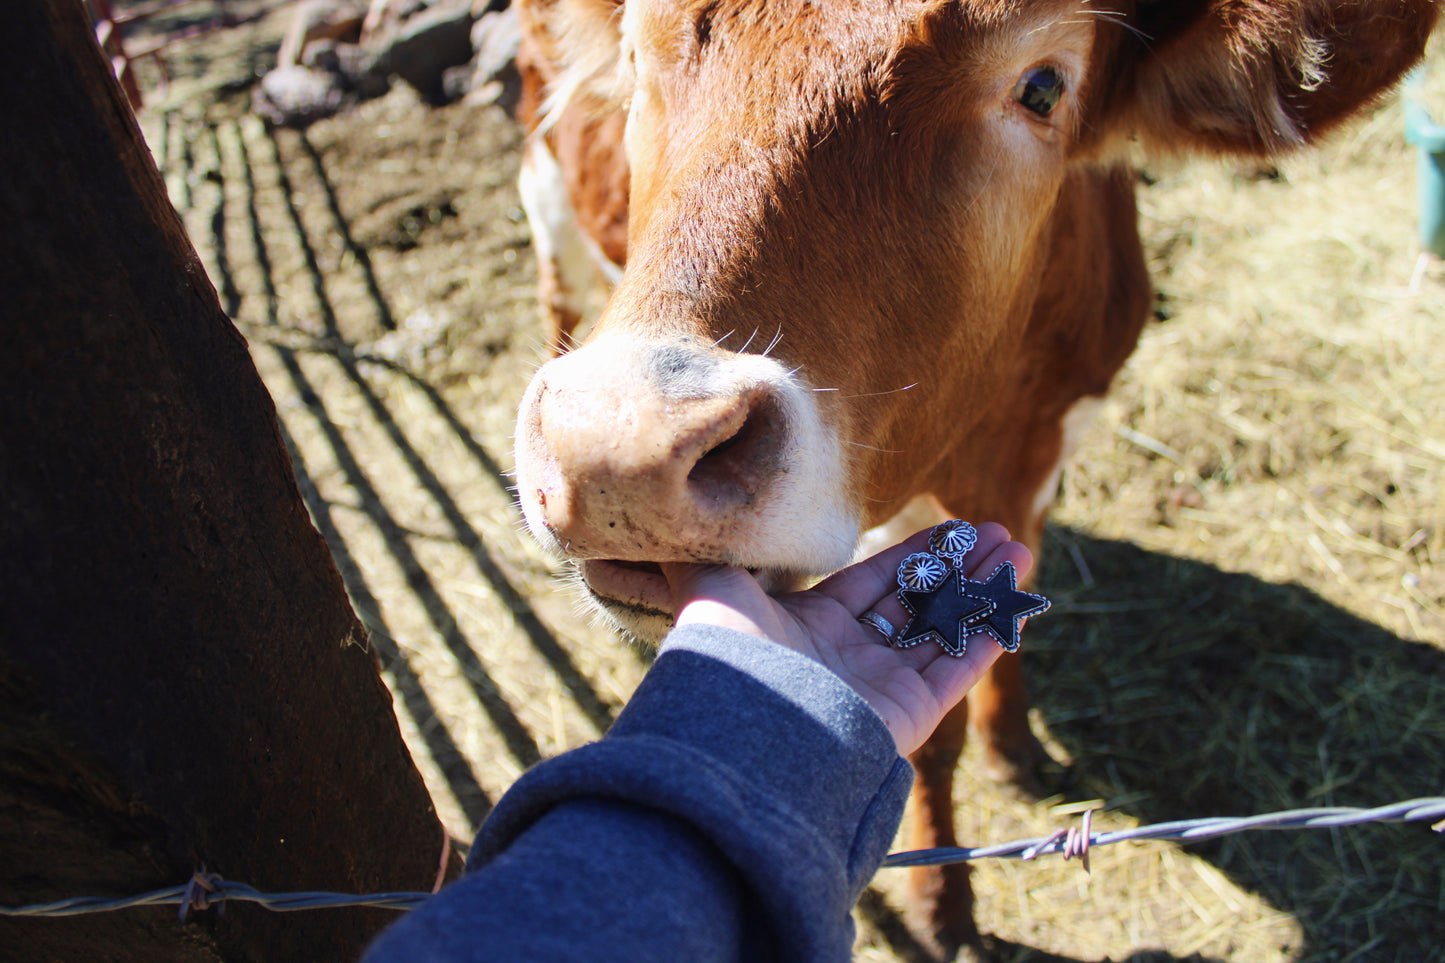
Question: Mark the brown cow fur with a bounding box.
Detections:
[512,1,1437,958]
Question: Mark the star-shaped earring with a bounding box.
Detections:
[896,567,996,657]
[877,521,1052,658]
[960,560,1051,653]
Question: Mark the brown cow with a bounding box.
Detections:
[511,1,1436,958]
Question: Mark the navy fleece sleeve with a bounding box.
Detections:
[363,623,915,963]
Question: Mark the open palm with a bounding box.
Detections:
[663,522,1034,756]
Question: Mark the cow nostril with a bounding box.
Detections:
[687,392,784,502]
[698,423,746,463]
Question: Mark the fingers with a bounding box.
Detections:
[824,521,1013,622]
[965,532,1033,583]
[807,525,938,617]
[863,526,1002,672]
[660,561,729,609]
[838,522,1035,680]
[664,518,1037,670]
[906,534,1035,692]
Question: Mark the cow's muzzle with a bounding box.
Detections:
[513,334,859,639]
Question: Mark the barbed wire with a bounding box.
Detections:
[0,874,431,921]
[881,796,1445,869]
[3,797,1441,920]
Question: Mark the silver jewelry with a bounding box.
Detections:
[891,520,1050,657]
[897,552,949,592]
[927,519,978,567]
[856,611,897,642]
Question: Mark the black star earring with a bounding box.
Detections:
[958,560,1050,653]
[889,521,1050,657]
[896,567,996,656]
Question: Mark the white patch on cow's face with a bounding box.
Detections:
[1033,395,1103,519]
[517,138,619,327]
[514,332,860,643]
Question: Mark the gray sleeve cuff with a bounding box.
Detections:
[618,621,909,884]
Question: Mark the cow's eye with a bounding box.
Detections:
[1013,66,1065,117]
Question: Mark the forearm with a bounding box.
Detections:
[364,624,913,962]
[363,797,749,962]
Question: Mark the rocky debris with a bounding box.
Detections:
[445,4,520,110]
[253,0,518,127]
[368,308,453,367]
[252,63,351,128]
[276,0,368,68]
[382,1,478,103]
[360,0,428,45]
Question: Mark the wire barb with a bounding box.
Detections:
[1020,808,1092,873]
[180,872,223,922]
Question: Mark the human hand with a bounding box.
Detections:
[661,523,1034,757]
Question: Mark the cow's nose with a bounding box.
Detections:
[519,342,785,560]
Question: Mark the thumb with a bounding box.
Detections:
[660,561,728,606]
[661,562,780,639]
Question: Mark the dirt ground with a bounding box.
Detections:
[122,3,1443,961]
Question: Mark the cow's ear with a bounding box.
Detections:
[1123,0,1437,156]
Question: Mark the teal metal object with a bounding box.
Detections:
[1405,70,1445,258]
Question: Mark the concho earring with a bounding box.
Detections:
[890,520,1051,657]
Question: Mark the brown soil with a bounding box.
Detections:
[122,4,1443,961]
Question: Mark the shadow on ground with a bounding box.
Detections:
[1024,526,1445,962]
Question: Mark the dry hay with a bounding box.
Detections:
[125,8,1445,963]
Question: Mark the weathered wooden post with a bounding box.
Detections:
[0,1,456,960]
